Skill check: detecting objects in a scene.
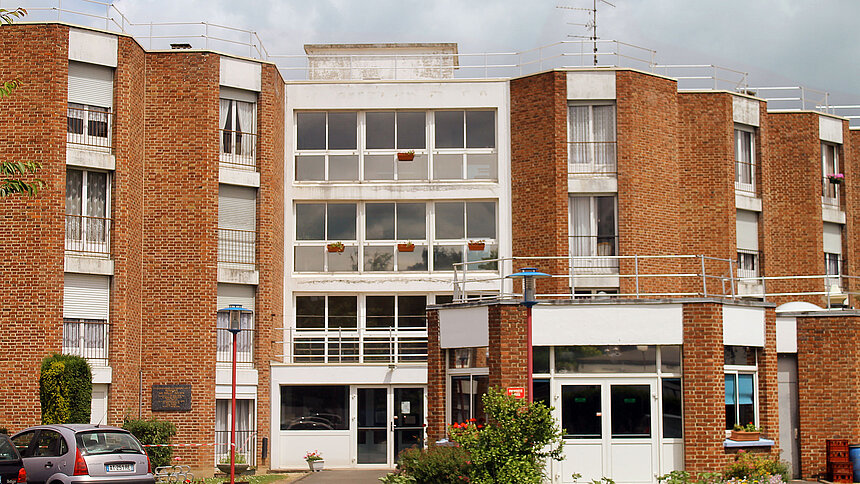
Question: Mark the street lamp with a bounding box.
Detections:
[506,268,550,403]
[218,304,253,484]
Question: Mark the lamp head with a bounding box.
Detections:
[219,304,253,334]
[506,267,551,304]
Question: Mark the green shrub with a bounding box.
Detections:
[395,445,470,483]
[657,470,725,484]
[724,450,789,482]
[122,418,177,469]
[39,354,92,424]
[448,387,563,484]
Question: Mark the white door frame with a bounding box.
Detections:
[351,385,427,468]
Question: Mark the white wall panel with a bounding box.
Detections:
[732,96,760,126]
[532,304,683,345]
[439,306,488,348]
[819,115,843,144]
[776,317,797,353]
[69,28,117,67]
[567,71,616,100]
[723,306,765,347]
[220,56,262,92]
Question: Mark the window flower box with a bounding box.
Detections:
[305,451,324,472]
[828,173,844,185]
[326,242,344,253]
[397,151,415,161]
[468,240,485,251]
[398,243,415,252]
[729,430,760,441]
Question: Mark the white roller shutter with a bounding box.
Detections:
[823,223,843,254]
[219,185,256,230]
[64,274,110,320]
[736,210,759,251]
[68,61,114,108]
[220,86,257,103]
[217,283,255,312]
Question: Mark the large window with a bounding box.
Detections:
[734,127,755,192]
[824,222,843,290]
[725,346,757,430]
[66,169,110,255]
[220,93,257,169]
[280,386,348,430]
[215,399,255,464]
[62,318,108,366]
[295,110,497,181]
[450,375,489,425]
[67,62,113,149]
[294,201,497,273]
[570,196,617,273]
[822,142,841,204]
[568,104,616,173]
[736,210,759,279]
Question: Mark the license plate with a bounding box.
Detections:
[106,463,135,472]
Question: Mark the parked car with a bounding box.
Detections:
[10,425,154,484]
[0,433,26,484]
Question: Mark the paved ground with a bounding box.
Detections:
[296,469,391,483]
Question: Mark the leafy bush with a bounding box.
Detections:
[122,418,177,469]
[39,354,92,424]
[448,387,563,484]
[395,445,470,483]
[724,450,789,482]
[657,470,725,484]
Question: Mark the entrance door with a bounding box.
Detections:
[557,380,658,483]
[355,387,425,467]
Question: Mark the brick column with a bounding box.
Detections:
[426,309,446,443]
[757,307,779,453]
[487,304,528,396]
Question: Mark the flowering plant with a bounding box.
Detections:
[733,422,760,432]
[828,173,844,184]
[304,450,323,462]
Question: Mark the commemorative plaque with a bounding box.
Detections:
[152,384,192,412]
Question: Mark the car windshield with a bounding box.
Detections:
[0,437,20,462]
[75,431,144,456]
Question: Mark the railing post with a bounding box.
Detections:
[634,255,640,298]
[701,256,707,297]
[729,258,736,298]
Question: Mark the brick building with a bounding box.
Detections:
[2,6,860,482]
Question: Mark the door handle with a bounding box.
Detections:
[45,461,53,468]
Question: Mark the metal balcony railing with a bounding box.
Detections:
[822,176,841,206]
[218,228,256,269]
[568,141,617,175]
[569,235,619,272]
[735,160,756,194]
[65,214,111,255]
[62,319,109,367]
[216,327,254,368]
[214,430,256,466]
[281,328,428,364]
[220,129,257,170]
[67,105,113,150]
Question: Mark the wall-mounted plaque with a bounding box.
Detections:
[152,384,192,412]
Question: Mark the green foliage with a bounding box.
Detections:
[657,470,725,484]
[449,387,564,484]
[39,354,92,424]
[0,161,44,197]
[394,445,470,484]
[378,474,417,484]
[733,422,760,432]
[122,418,177,469]
[724,450,789,482]
[572,473,616,484]
[0,80,18,97]
[0,7,26,25]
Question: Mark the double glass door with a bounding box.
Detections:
[356,387,424,466]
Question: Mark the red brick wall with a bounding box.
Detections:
[758,307,779,453]
[761,113,824,304]
[425,309,446,443]
[142,51,220,466]
[615,71,682,295]
[843,126,858,306]
[487,304,528,394]
[0,24,68,430]
[509,71,570,296]
[108,35,147,425]
[795,314,860,479]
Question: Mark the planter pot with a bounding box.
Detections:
[397,152,415,161]
[307,459,324,472]
[468,242,485,251]
[217,463,250,474]
[398,244,415,252]
[729,430,760,442]
[829,177,844,185]
[327,244,345,253]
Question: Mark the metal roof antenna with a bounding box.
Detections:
[557,0,616,66]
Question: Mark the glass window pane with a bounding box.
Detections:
[433,246,463,271]
[296,112,325,150]
[725,346,757,366]
[329,155,359,181]
[327,246,358,271]
[466,153,497,179]
[329,296,357,328]
[365,154,394,180]
[533,347,550,373]
[596,196,616,240]
[555,345,657,373]
[397,203,426,240]
[398,295,426,329]
[296,155,325,181]
[611,385,651,438]
[364,246,394,271]
[296,296,324,329]
[328,112,356,150]
[397,246,428,271]
[474,375,489,425]
[366,296,395,329]
[450,376,471,425]
[662,378,683,438]
[725,373,737,429]
[433,154,463,179]
[467,244,498,270]
[366,203,395,240]
[738,374,754,405]
[562,385,601,438]
[296,204,325,240]
[397,154,428,180]
[294,246,324,272]
[280,385,348,430]
[327,204,356,240]
[661,345,681,373]
[435,111,464,148]
[533,379,551,408]
[435,202,465,239]
[366,112,394,149]
[397,112,426,149]
[466,202,496,239]
[466,111,495,148]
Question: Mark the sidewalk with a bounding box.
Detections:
[297,469,391,483]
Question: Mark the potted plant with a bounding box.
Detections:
[398,241,415,252]
[468,240,485,251]
[729,422,761,441]
[304,450,324,472]
[326,241,345,253]
[397,150,415,161]
[217,454,250,474]
[828,173,844,184]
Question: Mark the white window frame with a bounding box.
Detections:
[724,347,758,432]
[736,250,759,278]
[567,102,617,174]
[569,195,618,275]
[734,125,756,193]
[67,102,112,149]
[220,96,258,167]
[65,168,111,255]
[62,318,109,366]
[822,142,841,206]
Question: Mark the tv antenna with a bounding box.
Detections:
[557,0,616,66]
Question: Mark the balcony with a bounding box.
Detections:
[569,235,619,274]
[822,177,841,207]
[62,319,109,367]
[67,105,113,150]
[214,430,256,467]
[218,228,256,269]
[735,160,756,195]
[285,328,428,364]
[216,327,254,368]
[220,129,257,171]
[65,214,111,256]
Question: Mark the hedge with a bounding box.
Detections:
[39,354,92,424]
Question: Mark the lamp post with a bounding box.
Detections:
[507,268,550,403]
[219,305,253,484]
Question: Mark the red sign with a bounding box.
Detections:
[507,387,526,399]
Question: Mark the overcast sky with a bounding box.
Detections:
[109,0,859,104]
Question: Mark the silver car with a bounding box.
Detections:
[11,425,155,484]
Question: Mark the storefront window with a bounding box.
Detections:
[555,345,657,373]
[280,385,348,430]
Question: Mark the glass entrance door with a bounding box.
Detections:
[393,388,424,458]
[357,388,387,464]
[355,386,425,466]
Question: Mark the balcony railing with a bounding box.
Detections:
[63,319,109,367]
[822,177,841,207]
[65,214,111,255]
[735,160,756,194]
[216,328,254,368]
[569,235,619,273]
[568,141,617,175]
[282,328,428,364]
[218,228,256,269]
[214,430,256,466]
[220,129,257,170]
[67,105,113,150]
